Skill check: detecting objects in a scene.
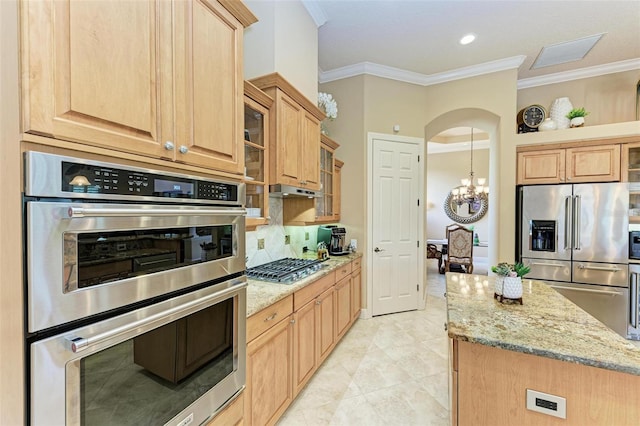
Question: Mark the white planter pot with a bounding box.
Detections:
[494,276,504,296]
[502,277,523,299]
[570,116,585,128]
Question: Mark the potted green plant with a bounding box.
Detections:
[566,107,589,128]
[491,262,530,302]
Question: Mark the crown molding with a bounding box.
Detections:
[301,0,327,27]
[319,56,640,89]
[517,58,640,89]
[319,56,526,86]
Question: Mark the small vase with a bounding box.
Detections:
[502,277,523,299]
[539,118,557,132]
[549,97,573,130]
[570,116,585,128]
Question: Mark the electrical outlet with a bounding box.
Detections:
[526,389,566,419]
[305,232,309,240]
[257,238,265,250]
[285,235,290,245]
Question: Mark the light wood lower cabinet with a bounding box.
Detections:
[206,392,244,426]
[245,296,294,426]
[351,258,362,321]
[335,276,351,341]
[246,258,363,425]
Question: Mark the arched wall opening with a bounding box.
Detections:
[425,108,501,269]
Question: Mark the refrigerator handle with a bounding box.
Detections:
[573,195,581,250]
[631,273,638,329]
[564,196,572,250]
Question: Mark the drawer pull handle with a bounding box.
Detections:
[264,313,277,322]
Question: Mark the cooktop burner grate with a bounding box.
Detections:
[246,258,325,283]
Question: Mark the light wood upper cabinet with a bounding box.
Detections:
[244,81,273,229]
[316,135,339,221]
[517,144,620,184]
[334,159,343,221]
[21,0,256,175]
[249,73,325,190]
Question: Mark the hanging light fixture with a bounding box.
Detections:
[450,127,489,207]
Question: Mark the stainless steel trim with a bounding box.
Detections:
[576,264,622,272]
[549,285,624,296]
[564,195,572,250]
[68,206,246,218]
[529,262,565,268]
[66,284,242,353]
[573,195,581,250]
[631,273,638,328]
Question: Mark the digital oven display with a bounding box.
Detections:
[154,179,194,197]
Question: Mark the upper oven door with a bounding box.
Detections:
[26,201,245,332]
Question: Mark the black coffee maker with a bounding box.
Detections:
[317,225,349,255]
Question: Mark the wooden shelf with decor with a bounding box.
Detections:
[243,81,273,230]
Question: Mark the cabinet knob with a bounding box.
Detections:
[316,300,322,305]
[179,145,189,154]
[164,141,175,151]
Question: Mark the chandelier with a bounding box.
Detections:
[450,127,489,206]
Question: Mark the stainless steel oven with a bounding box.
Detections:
[24,152,247,425]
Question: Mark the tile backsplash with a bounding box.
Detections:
[246,198,326,268]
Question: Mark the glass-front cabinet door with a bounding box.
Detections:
[316,135,340,222]
[244,82,273,229]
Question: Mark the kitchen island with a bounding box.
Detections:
[446,272,640,425]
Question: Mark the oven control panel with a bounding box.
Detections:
[61,161,238,202]
[23,152,243,204]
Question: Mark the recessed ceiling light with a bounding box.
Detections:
[460,34,476,45]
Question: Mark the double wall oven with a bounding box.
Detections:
[24,152,246,425]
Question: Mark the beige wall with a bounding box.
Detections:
[243,0,318,101]
[518,70,640,126]
[0,0,24,424]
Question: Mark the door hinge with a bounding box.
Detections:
[417,199,420,206]
[418,155,420,162]
[417,240,419,248]
[417,284,419,292]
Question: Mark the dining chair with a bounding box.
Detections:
[443,224,474,274]
[427,243,443,272]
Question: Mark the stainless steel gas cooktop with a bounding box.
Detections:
[246,258,325,284]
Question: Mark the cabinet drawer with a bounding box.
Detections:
[335,262,352,282]
[294,272,335,311]
[247,295,293,343]
[352,257,362,271]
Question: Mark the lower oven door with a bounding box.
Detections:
[30,278,246,426]
[26,201,245,332]
[548,281,629,338]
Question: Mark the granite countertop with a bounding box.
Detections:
[446,272,640,376]
[246,252,362,317]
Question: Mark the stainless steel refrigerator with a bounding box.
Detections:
[518,183,630,337]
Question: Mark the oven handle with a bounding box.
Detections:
[65,281,246,353]
[67,206,246,218]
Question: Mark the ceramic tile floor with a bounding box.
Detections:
[278,261,474,426]
[278,261,640,425]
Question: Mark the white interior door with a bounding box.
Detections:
[371,137,421,316]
